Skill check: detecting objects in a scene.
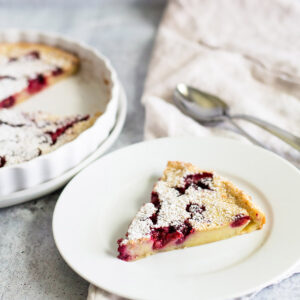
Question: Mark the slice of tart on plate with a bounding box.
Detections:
[0,109,100,168]
[118,161,266,261]
[0,42,79,109]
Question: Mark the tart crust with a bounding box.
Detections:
[0,42,79,107]
[165,161,266,231]
[43,112,101,153]
[118,161,266,261]
[0,110,101,167]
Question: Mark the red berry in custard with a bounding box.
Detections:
[231,214,250,228]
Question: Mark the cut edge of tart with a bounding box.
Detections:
[40,111,101,154]
[0,42,79,109]
[0,109,101,168]
[117,161,266,261]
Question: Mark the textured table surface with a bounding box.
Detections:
[0,1,299,299]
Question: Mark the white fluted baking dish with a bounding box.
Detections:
[0,30,119,196]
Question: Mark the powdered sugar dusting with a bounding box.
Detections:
[163,167,191,187]
[154,180,189,227]
[0,109,88,167]
[121,166,249,243]
[201,176,214,190]
[122,203,157,243]
[0,55,56,79]
[0,77,28,101]
[154,181,247,230]
[0,52,59,101]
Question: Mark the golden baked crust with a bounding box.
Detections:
[0,42,79,106]
[164,161,266,232]
[118,161,266,261]
[0,110,102,167]
[0,42,79,69]
[41,112,101,154]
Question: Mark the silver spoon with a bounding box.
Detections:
[174,83,300,151]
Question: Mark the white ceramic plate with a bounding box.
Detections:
[0,30,119,195]
[0,83,126,208]
[53,137,300,300]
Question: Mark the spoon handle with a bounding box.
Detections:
[227,118,266,148]
[231,114,300,152]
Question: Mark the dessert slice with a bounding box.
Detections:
[0,109,100,167]
[0,43,79,109]
[118,161,265,261]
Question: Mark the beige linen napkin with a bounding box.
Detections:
[88,0,300,299]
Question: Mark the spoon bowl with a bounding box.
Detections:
[173,83,300,152]
[174,83,228,124]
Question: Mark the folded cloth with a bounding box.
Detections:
[143,0,300,166]
[88,0,300,299]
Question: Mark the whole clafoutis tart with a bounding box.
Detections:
[118,161,266,261]
[0,42,101,168]
[0,42,79,108]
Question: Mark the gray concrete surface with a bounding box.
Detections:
[0,1,299,299]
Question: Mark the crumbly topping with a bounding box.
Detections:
[121,168,248,244]
[0,109,87,167]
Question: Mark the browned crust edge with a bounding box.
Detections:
[42,112,102,154]
[0,42,79,107]
[164,161,266,231]
[0,42,79,68]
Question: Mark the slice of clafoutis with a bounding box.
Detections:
[117,161,266,261]
[0,43,79,109]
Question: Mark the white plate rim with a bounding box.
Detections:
[52,136,300,300]
[0,82,127,208]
